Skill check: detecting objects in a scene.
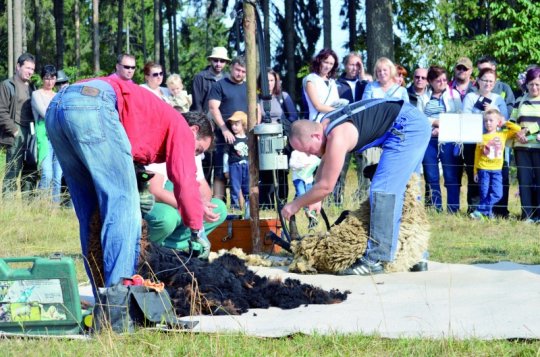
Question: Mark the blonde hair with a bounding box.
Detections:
[166,73,183,87]
[374,57,397,81]
[484,108,504,122]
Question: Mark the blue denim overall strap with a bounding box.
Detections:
[323,98,401,135]
[46,82,140,291]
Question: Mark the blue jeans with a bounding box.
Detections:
[38,140,63,203]
[293,179,313,199]
[477,169,502,217]
[439,142,463,213]
[422,137,442,211]
[229,161,249,208]
[45,83,141,289]
[360,104,431,262]
[423,140,462,213]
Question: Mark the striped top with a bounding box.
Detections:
[511,94,540,148]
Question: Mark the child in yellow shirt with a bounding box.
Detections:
[470,109,527,219]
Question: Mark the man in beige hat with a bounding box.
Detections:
[190,47,231,187]
[449,56,475,101]
[191,47,230,113]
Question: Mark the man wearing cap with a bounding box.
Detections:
[449,56,477,214]
[190,47,231,187]
[55,69,70,89]
[208,56,248,202]
[449,57,475,101]
[191,47,230,113]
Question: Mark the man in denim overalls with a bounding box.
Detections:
[281,99,431,275]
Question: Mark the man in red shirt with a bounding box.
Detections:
[45,75,214,290]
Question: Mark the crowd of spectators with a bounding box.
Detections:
[1,49,540,224]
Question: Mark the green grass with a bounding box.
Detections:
[1,330,540,356]
[1,150,540,354]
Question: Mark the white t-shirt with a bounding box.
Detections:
[302,73,340,122]
[146,154,204,187]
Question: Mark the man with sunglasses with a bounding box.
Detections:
[407,68,430,110]
[191,47,230,113]
[449,57,475,101]
[112,53,136,82]
[190,47,231,186]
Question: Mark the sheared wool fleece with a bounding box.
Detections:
[289,174,430,274]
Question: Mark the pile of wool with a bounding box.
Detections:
[138,244,349,316]
[289,174,430,274]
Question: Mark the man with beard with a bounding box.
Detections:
[208,56,248,202]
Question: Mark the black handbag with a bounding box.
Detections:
[23,134,38,167]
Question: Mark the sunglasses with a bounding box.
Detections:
[121,64,136,70]
[414,75,427,80]
[150,72,163,77]
[211,59,227,64]
[455,65,469,71]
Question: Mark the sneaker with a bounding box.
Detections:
[410,260,428,272]
[469,211,485,220]
[338,257,384,276]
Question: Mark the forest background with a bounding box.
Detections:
[1,0,540,105]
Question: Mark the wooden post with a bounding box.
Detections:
[243,0,262,253]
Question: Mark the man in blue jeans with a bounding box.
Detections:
[281,99,431,275]
[46,76,214,290]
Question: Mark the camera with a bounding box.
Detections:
[474,96,492,111]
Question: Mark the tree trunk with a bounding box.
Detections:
[166,0,173,74]
[154,0,160,63]
[54,0,65,69]
[8,0,13,77]
[348,0,358,51]
[261,0,270,69]
[243,1,261,253]
[13,0,22,59]
[33,0,40,65]
[116,0,124,54]
[93,0,100,73]
[284,0,295,100]
[172,3,178,73]
[141,0,147,61]
[159,1,165,73]
[21,0,27,53]
[75,0,81,70]
[322,0,331,49]
[365,0,394,71]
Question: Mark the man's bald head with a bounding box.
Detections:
[289,120,324,156]
[290,120,320,143]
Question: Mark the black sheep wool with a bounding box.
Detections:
[137,243,349,317]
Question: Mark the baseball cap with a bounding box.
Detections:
[455,57,473,70]
[227,111,247,126]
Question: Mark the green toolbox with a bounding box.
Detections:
[0,253,83,335]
